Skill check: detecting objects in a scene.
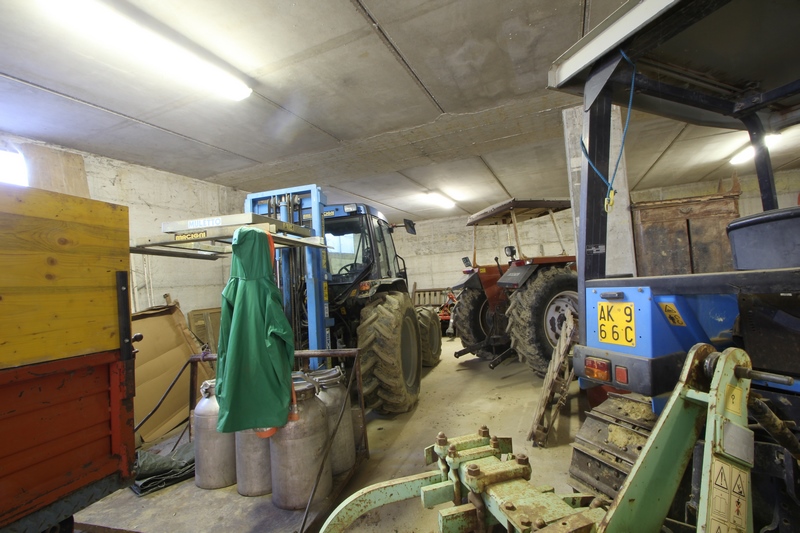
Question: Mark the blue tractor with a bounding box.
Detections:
[549,1,800,530]
[246,186,441,414]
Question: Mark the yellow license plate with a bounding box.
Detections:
[597,302,636,347]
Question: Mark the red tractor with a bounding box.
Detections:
[450,199,578,374]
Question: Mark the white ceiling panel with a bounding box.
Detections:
[0,76,255,177]
[482,140,572,199]
[0,0,797,223]
[364,0,584,112]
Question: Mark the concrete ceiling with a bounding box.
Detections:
[1,0,798,222]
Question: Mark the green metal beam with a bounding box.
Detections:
[601,344,714,532]
[320,470,443,533]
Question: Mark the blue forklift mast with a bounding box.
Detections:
[245,185,330,370]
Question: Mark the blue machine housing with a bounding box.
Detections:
[584,288,738,357]
[575,268,800,408]
[323,203,387,220]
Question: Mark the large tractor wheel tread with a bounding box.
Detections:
[357,292,421,414]
[507,267,578,375]
[452,288,488,354]
[453,287,510,360]
[416,306,443,367]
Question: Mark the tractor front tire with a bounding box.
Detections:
[416,306,442,367]
[508,267,578,375]
[357,292,422,414]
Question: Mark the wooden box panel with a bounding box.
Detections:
[0,184,129,369]
[688,217,735,273]
[632,195,739,277]
[0,352,135,529]
[633,219,692,276]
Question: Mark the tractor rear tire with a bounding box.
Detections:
[452,288,487,357]
[416,306,442,367]
[507,267,578,375]
[357,292,422,414]
[452,288,508,360]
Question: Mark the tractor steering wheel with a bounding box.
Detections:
[338,263,360,275]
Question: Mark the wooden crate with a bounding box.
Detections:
[0,184,134,530]
[631,194,739,276]
[0,183,130,368]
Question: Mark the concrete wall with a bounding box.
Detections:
[396,169,800,297]
[85,154,248,314]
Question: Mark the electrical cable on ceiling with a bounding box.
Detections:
[580,48,637,213]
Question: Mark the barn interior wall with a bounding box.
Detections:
[395,170,800,297]
[3,131,799,318]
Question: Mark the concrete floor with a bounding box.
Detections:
[75,340,588,532]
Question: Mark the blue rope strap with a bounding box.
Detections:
[580,49,636,212]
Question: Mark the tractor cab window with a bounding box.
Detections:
[368,216,405,279]
[325,217,372,282]
[375,218,400,278]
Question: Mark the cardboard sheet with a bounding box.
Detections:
[132,304,214,444]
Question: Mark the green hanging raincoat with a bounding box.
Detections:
[216,226,295,432]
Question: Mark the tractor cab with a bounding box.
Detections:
[321,203,413,305]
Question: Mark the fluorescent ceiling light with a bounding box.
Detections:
[730,134,782,165]
[39,0,252,101]
[426,192,456,209]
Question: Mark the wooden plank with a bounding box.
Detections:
[0,184,129,367]
[631,195,739,223]
[0,437,118,526]
[0,214,128,257]
[0,288,120,368]
[0,183,126,229]
[0,421,111,478]
[0,362,109,419]
[0,352,133,530]
[17,144,91,199]
[529,310,577,446]
[0,392,111,459]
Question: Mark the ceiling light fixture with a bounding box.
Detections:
[39,0,252,101]
[730,134,782,165]
[426,192,456,209]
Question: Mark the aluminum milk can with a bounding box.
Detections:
[310,367,356,475]
[270,380,332,510]
[235,429,271,496]
[193,380,236,489]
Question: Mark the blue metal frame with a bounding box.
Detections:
[245,185,329,369]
